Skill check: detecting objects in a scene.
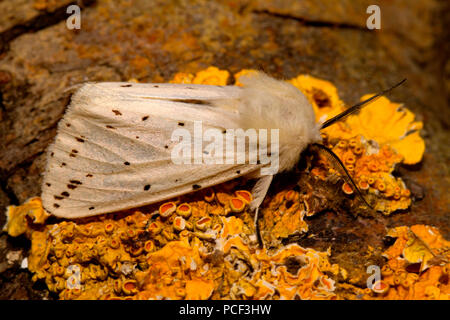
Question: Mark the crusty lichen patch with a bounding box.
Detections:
[5,197,448,300]
[345,225,450,300]
[3,197,50,237]
[6,189,338,300]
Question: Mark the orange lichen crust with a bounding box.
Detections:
[8,202,448,300]
[170,66,229,85]
[12,189,337,300]
[258,190,309,246]
[329,95,424,165]
[288,74,346,124]
[361,225,450,300]
[3,197,50,237]
[383,225,450,273]
[312,135,411,214]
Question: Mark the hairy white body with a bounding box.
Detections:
[42,72,321,218]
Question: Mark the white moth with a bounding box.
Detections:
[42,71,403,220]
[42,72,320,218]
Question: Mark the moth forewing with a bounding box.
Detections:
[42,81,271,218]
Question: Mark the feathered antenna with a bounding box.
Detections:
[320,79,406,130]
[311,143,373,209]
[316,78,407,209]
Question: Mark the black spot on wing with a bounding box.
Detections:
[86,174,93,177]
[144,184,151,191]
[142,116,149,121]
[178,122,185,126]
[89,207,95,210]
[76,137,85,143]
[54,195,64,200]
[112,110,122,116]
[67,184,77,190]
[192,184,201,190]
[106,125,116,129]
[172,99,210,105]
[121,84,132,87]
[54,203,60,208]
[124,162,130,166]
[69,180,82,185]
[61,191,70,197]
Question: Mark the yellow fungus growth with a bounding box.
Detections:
[169,72,194,84]
[327,95,424,165]
[235,190,252,204]
[312,135,412,214]
[9,201,448,300]
[335,225,449,300]
[3,197,50,237]
[288,74,345,124]
[122,280,138,295]
[383,225,450,272]
[11,190,338,300]
[176,203,192,218]
[258,190,309,246]
[159,202,177,218]
[341,183,354,195]
[371,280,390,295]
[170,67,230,86]
[356,225,450,300]
[193,66,229,85]
[287,73,424,166]
[229,197,246,213]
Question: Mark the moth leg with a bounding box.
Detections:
[250,174,273,248]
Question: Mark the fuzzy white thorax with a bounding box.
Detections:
[214,72,321,173]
